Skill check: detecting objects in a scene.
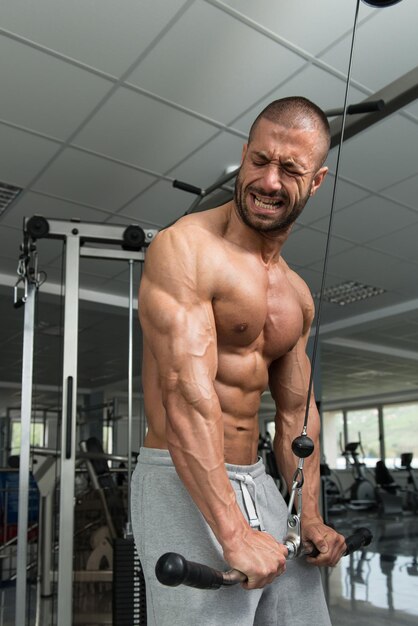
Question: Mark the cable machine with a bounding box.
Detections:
[14,216,157,626]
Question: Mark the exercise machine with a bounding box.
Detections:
[341,434,377,510]
[320,461,347,522]
[399,453,418,513]
[374,460,404,515]
[15,216,154,626]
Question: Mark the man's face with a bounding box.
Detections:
[234,118,328,234]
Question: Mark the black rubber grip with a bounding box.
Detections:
[172,180,203,195]
[344,527,373,554]
[307,526,372,558]
[65,376,73,459]
[347,99,385,114]
[155,553,225,589]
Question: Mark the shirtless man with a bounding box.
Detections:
[131,97,346,626]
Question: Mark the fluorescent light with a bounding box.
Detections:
[313,281,385,306]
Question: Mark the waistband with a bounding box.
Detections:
[138,446,266,480]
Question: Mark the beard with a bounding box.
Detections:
[233,169,310,234]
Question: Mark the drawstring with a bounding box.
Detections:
[229,472,265,531]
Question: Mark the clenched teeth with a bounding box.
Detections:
[254,195,283,209]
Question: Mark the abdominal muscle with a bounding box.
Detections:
[143,345,270,466]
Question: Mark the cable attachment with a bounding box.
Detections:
[291,434,314,459]
[284,461,304,559]
[13,232,43,308]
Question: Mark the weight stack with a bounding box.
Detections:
[113,536,147,625]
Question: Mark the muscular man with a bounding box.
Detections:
[131,97,346,626]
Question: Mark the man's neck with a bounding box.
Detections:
[222,202,292,266]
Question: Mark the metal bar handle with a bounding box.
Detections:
[155,527,372,589]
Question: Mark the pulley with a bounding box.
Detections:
[361,0,403,6]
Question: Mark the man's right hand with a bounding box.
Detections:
[223,527,288,590]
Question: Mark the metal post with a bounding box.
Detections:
[378,405,385,462]
[57,235,80,626]
[15,281,36,626]
[40,493,53,597]
[126,260,134,536]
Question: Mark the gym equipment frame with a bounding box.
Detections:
[15,216,157,626]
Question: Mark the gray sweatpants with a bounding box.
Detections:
[130,447,331,626]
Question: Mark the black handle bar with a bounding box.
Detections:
[155,527,373,590]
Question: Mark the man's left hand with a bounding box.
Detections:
[302,519,346,567]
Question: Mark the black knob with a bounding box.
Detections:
[26,216,49,239]
[122,225,146,250]
[291,435,314,458]
[155,553,187,587]
[361,0,403,7]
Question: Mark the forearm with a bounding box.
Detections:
[164,387,249,548]
[273,407,322,522]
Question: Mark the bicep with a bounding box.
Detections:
[139,233,218,398]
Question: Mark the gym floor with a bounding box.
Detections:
[1,509,417,626]
[326,509,418,626]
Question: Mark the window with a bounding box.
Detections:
[264,420,275,441]
[11,420,44,455]
[383,402,418,469]
[346,408,379,468]
[323,411,344,469]
[103,424,113,455]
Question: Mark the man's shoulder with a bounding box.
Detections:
[143,208,227,297]
[281,260,315,321]
[151,207,225,253]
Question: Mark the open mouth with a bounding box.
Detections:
[251,193,285,212]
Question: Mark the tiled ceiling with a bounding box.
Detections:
[0,0,418,410]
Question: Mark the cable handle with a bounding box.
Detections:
[306,526,372,559]
[155,527,372,589]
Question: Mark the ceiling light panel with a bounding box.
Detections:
[313,281,386,306]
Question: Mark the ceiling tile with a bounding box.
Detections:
[74,87,218,173]
[312,195,418,245]
[320,1,418,92]
[32,148,157,211]
[281,226,354,267]
[0,124,59,188]
[1,191,110,229]
[219,0,370,56]
[382,174,418,211]
[0,35,112,139]
[299,174,371,226]
[169,131,244,191]
[369,222,418,264]
[114,179,194,229]
[0,0,189,77]
[233,65,367,134]
[335,114,418,191]
[0,224,25,258]
[404,101,418,119]
[311,245,417,294]
[127,1,306,123]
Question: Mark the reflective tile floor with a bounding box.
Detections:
[326,510,418,626]
[1,510,418,625]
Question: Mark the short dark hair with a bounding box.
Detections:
[248,96,331,165]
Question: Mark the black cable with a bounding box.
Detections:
[301,0,362,436]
